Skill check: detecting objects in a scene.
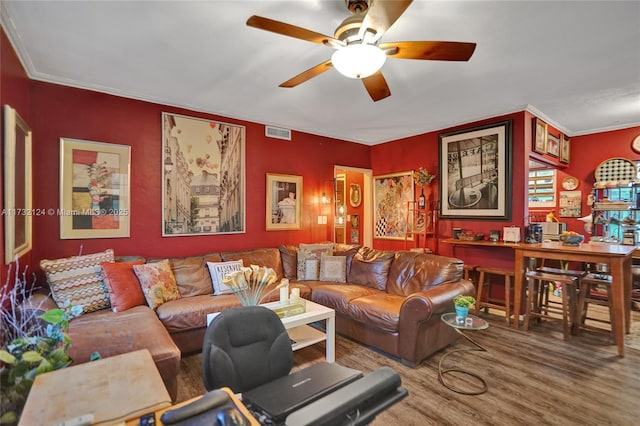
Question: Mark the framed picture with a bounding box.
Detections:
[533,118,547,154]
[266,173,302,230]
[350,214,359,228]
[439,120,512,220]
[3,105,32,264]
[559,190,581,217]
[349,183,362,207]
[374,171,414,240]
[546,131,560,157]
[162,113,245,236]
[560,134,571,163]
[59,138,130,239]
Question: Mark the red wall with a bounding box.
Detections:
[1,28,32,287]
[28,81,371,267]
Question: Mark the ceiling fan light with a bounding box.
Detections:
[331,44,386,79]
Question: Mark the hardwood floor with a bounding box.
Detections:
[177,307,640,425]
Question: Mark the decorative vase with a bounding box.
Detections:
[455,305,469,319]
[418,187,426,209]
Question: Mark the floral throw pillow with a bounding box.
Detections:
[133,259,181,309]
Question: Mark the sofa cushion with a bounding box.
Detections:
[133,260,181,309]
[310,284,379,315]
[40,249,115,314]
[278,244,298,279]
[206,260,244,295]
[221,248,284,280]
[332,244,361,275]
[347,247,395,291]
[147,254,221,297]
[101,260,146,312]
[386,252,464,296]
[319,255,347,283]
[156,294,242,333]
[297,243,333,281]
[347,293,405,333]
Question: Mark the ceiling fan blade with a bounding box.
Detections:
[380,41,477,61]
[279,60,334,88]
[247,15,340,46]
[359,0,413,42]
[362,71,391,102]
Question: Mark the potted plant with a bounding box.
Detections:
[453,295,476,319]
[0,261,85,425]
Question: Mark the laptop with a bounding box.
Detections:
[242,362,363,424]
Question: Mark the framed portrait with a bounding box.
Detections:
[546,131,560,157]
[162,113,245,236]
[266,173,302,230]
[374,171,414,240]
[4,105,32,264]
[560,134,571,163]
[533,118,547,154]
[59,138,130,239]
[439,120,512,220]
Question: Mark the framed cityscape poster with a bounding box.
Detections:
[59,138,130,239]
[162,113,246,236]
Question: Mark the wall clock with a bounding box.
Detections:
[632,134,640,154]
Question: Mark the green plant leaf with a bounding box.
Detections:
[0,411,18,424]
[21,351,43,364]
[40,308,65,324]
[0,350,16,365]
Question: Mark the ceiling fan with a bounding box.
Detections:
[246,0,476,102]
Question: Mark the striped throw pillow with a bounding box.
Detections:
[40,249,115,314]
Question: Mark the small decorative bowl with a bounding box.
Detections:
[559,234,584,246]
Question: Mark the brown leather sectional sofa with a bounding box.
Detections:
[25,244,474,401]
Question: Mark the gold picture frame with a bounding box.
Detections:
[533,118,547,154]
[266,173,302,230]
[3,105,32,264]
[59,138,131,239]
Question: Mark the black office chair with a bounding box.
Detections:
[202,305,293,394]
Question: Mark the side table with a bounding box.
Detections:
[438,312,489,395]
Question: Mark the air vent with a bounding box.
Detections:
[265,125,291,141]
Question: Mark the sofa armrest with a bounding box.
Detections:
[400,279,475,323]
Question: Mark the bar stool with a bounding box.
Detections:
[463,264,478,285]
[523,270,579,341]
[576,273,616,342]
[534,266,587,321]
[474,266,514,325]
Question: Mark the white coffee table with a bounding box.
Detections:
[206,299,336,362]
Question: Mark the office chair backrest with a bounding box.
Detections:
[202,306,293,393]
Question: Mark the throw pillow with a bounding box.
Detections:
[133,259,181,309]
[319,255,347,283]
[40,249,115,314]
[206,260,245,295]
[101,260,146,312]
[297,243,333,281]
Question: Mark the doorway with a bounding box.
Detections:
[334,165,373,247]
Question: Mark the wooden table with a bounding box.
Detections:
[19,349,172,426]
[512,242,635,357]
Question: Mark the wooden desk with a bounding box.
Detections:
[512,242,635,357]
[125,387,260,426]
[441,238,521,248]
[19,349,172,426]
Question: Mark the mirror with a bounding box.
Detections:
[4,105,32,264]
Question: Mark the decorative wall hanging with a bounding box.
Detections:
[3,105,32,263]
[59,138,130,239]
[560,135,571,163]
[162,113,245,236]
[559,190,582,218]
[349,183,362,207]
[265,173,302,230]
[374,171,414,240]
[439,120,512,220]
[533,118,547,154]
[546,131,560,157]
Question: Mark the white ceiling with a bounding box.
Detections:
[2,0,639,145]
